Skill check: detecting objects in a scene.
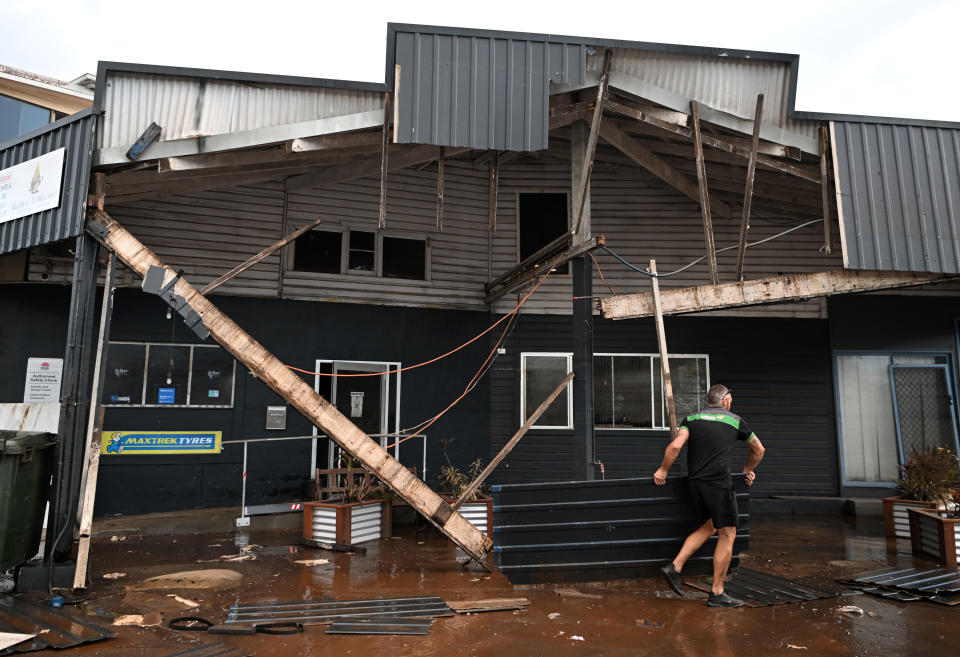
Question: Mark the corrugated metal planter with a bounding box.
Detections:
[443,497,493,536]
[882,497,941,540]
[302,500,391,545]
[908,507,960,567]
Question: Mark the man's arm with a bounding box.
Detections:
[654,428,689,485]
[742,435,765,486]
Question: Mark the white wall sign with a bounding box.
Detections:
[0,148,66,224]
[23,357,63,403]
[350,391,364,417]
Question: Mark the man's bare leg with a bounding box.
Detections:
[711,526,737,594]
[673,519,716,572]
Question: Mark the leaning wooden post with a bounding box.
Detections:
[690,101,720,286]
[85,210,492,564]
[735,94,763,282]
[819,124,834,254]
[452,373,574,511]
[650,260,677,436]
[378,92,392,228]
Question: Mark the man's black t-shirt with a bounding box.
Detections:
[680,406,755,488]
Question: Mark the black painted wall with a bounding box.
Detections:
[488,312,839,497]
[1,283,492,516]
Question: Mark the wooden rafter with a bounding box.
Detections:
[600,269,957,320]
[436,147,445,231]
[598,120,731,216]
[379,92,392,228]
[819,125,835,254]
[573,50,612,236]
[488,152,500,232]
[690,101,720,285]
[735,94,764,282]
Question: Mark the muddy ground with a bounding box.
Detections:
[11,514,957,656]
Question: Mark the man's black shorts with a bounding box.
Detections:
[688,480,739,529]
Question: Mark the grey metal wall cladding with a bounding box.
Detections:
[394,30,586,151]
[834,121,960,274]
[0,108,95,255]
[491,475,749,584]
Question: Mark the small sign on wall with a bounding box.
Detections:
[23,357,63,403]
[350,391,364,418]
[101,431,222,455]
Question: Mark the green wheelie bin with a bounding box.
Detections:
[0,431,55,572]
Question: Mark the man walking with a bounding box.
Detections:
[653,384,765,607]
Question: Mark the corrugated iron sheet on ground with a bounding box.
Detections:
[838,566,960,605]
[225,596,452,625]
[0,596,114,654]
[492,475,749,584]
[686,567,838,607]
[325,616,434,635]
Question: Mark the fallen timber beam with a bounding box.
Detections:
[600,269,957,320]
[485,234,605,304]
[85,209,492,564]
[735,94,764,282]
[452,373,575,510]
[572,50,611,236]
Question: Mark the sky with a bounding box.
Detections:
[2,0,958,122]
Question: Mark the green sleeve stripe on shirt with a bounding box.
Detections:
[685,412,741,430]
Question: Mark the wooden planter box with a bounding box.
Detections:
[882,497,941,539]
[443,497,493,536]
[908,507,960,567]
[302,499,391,545]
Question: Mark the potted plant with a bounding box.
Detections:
[303,458,391,545]
[908,485,960,566]
[437,440,493,535]
[883,447,959,540]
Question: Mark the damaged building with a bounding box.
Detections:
[2,23,960,584]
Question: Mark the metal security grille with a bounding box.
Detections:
[891,366,959,459]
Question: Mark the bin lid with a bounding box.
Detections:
[0,431,56,454]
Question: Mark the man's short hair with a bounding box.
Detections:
[707,384,730,405]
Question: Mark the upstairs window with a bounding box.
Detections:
[292,227,428,281]
[0,94,51,142]
[518,193,570,274]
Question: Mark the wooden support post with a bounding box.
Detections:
[85,210,492,564]
[72,252,116,589]
[819,125,834,254]
[690,102,720,285]
[452,373,574,510]
[379,93,392,229]
[488,153,500,232]
[572,50,611,237]
[650,260,677,437]
[735,94,764,282]
[601,268,956,320]
[200,217,323,295]
[437,148,445,231]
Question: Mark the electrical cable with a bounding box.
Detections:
[589,251,616,295]
[601,218,825,278]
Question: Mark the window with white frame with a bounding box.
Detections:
[521,353,574,429]
[292,227,429,281]
[102,342,236,407]
[521,352,709,430]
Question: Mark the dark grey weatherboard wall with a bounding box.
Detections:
[488,313,838,497]
[492,475,748,584]
[833,121,960,274]
[0,108,96,255]
[1,284,493,516]
[392,28,586,151]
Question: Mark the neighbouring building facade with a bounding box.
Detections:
[2,24,959,522]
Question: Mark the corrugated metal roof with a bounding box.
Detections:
[589,48,819,150]
[99,72,384,150]
[392,28,586,151]
[0,108,95,255]
[833,120,960,274]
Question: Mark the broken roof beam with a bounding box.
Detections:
[158,137,382,173]
[95,108,385,167]
[600,269,957,320]
[86,209,492,564]
[605,99,820,183]
[598,120,731,217]
[485,235,604,304]
[286,145,472,192]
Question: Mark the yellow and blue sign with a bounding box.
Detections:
[100,431,222,455]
